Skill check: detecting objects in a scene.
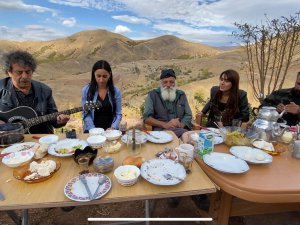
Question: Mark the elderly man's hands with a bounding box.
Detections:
[57,114,70,125]
[285,102,300,115]
[164,118,184,129]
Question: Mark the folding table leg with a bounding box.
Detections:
[21,209,29,225]
[145,200,150,225]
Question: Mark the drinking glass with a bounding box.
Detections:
[78,156,90,174]
[119,121,127,135]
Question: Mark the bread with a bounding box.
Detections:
[122,156,144,168]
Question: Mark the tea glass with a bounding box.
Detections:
[78,156,90,174]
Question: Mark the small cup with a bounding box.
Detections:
[176,144,194,164]
[78,156,90,174]
[119,121,127,135]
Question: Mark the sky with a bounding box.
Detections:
[0,0,299,47]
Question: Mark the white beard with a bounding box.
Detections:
[160,85,177,102]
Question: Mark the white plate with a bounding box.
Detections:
[121,134,148,144]
[146,131,173,144]
[48,139,88,157]
[207,128,221,136]
[39,135,59,145]
[207,128,223,144]
[140,158,186,185]
[1,142,37,154]
[203,152,249,174]
[2,150,34,168]
[64,173,111,202]
[230,146,273,164]
[214,136,224,145]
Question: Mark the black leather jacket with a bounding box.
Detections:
[261,88,300,126]
[0,77,61,133]
[202,86,250,127]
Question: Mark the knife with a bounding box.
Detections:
[142,130,160,139]
[0,152,11,158]
[79,175,93,200]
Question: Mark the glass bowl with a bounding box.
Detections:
[220,126,258,147]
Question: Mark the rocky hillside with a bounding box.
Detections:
[0,29,222,77]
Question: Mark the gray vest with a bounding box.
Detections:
[149,89,187,123]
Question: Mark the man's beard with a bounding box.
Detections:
[160,85,176,102]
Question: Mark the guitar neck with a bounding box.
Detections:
[25,106,83,128]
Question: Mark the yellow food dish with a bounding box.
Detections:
[225,131,250,146]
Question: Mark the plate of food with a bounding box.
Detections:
[252,139,288,155]
[146,131,173,144]
[13,159,60,183]
[230,146,272,164]
[48,139,88,157]
[140,158,186,185]
[1,142,38,154]
[64,173,111,202]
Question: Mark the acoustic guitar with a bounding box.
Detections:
[0,102,99,132]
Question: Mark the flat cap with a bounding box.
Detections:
[160,69,176,80]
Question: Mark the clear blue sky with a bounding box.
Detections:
[0,0,299,47]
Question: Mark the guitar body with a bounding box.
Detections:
[0,102,99,133]
[0,106,38,124]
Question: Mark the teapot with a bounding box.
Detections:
[256,106,285,121]
[252,106,287,141]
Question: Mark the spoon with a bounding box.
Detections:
[163,173,184,181]
[92,176,105,200]
[213,122,226,136]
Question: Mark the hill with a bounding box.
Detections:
[0,29,222,77]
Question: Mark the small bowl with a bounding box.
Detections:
[39,135,59,145]
[2,150,34,168]
[103,141,122,154]
[73,146,98,165]
[87,135,106,148]
[89,128,104,136]
[114,165,140,186]
[93,156,114,173]
[104,130,122,141]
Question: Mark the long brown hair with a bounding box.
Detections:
[213,69,240,124]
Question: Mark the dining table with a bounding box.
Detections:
[196,142,300,225]
[0,131,216,225]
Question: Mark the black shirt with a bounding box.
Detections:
[93,94,113,130]
[14,87,53,134]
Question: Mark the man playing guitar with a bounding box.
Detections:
[0,50,70,133]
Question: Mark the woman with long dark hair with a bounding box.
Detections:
[197,69,249,128]
[81,60,122,132]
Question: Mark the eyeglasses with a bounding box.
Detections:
[12,70,33,76]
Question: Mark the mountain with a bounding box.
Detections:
[0,29,222,76]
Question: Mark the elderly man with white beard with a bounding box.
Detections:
[143,69,192,138]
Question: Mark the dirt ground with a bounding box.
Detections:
[1,196,300,225]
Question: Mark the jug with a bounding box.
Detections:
[252,106,287,141]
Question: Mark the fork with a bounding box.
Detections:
[163,173,184,181]
[79,175,93,200]
[92,176,105,200]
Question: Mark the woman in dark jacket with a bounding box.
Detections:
[197,69,249,128]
